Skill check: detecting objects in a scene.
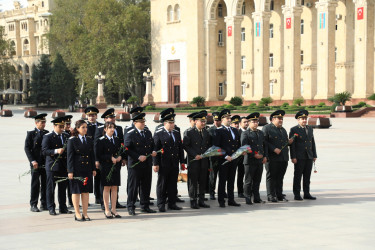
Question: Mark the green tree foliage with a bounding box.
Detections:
[293,97,304,106]
[191,96,206,107]
[50,54,77,108]
[47,0,151,103]
[259,97,273,106]
[229,96,243,106]
[328,91,352,106]
[0,26,17,89]
[29,55,52,107]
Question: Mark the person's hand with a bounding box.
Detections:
[121,160,127,166]
[242,152,247,156]
[93,171,96,177]
[262,157,267,164]
[116,156,122,162]
[68,173,73,179]
[95,161,100,169]
[195,155,202,160]
[181,164,186,171]
[274,148,281,155]
[151,151,157,157]
[32,162,38,169]
[111,157,117,164]
[57,148,64,154]
[288,138,294,144]
[256,154,263,159]
[292,158,297,164]
[139,155,147,162]
[225,156,233,162]
[153,165,159,173]
[313,158,317,162]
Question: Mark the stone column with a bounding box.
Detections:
[22,65,27,101]
[315,0,338,100]
[282,5,303,100]
[252,11,271,100]
[353,0,374,98]
[204,19,218,101]
[142,76,155,106]
[224,16,243,101]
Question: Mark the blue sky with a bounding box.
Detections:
[0,0,28,11]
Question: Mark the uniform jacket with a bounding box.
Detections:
[42,131,69,172]
[86,121,103,139]
[153,128,184,167]
[124,128,154,168]
[95,135,124,168]
[94,124,123,160]
[262,123,289,162]
[155,123,180,134]
[240,129,268,164]
[289,125,317,160]
[213,126,241,158]
[67,136,96,174]
[24,128,49,166]
[183,126,212,163]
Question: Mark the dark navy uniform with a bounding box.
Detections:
[67,135,96,193]
[237,127,246,197]
[24,120,49,211]
[87,121,103,139]
[154,121,184,210]
[42,123,70,214]
[124,113,155,213]
[183,114,212,208]
[262,110,289,202]
[213,110,241,207]
[290,110,317,199]
[208,123,220,199]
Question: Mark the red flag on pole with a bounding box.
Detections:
[228,26,232,37]
[286,18,291,29]
[357,7,364,20]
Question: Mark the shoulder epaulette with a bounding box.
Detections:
[127,129,135,134]
[69,136,75,140]
[173,129,179,132]
[45,132,53,135]
[155,129,163,134]
[98,125,104,128]
[99,136,105,140]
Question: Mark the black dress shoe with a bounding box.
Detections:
[40,204,48,211]
[228,201,241,207]
[75,215,84,222]
[128,208,136,216]
[238,193,246,198]
[141,207,156,213]
[210,194,216,200]
[304,194,316,200]
[83,215,91,221]
[219,202,225,208]
[116,203,126,209]
[198,202,210,208]
[176,197,185,203]
[294,196,303,201]
[149,197,155,201]
[268,197,278,202]
[277,197,289,202]
[111,212,122,218]
[168,204,182,210]
[30,205,40,212]
[59,208,73,214]
[190,200,200,209]
[158,205,166,212]
[49,210,57,216]
[253,199,265,204]
[245,197,253,205]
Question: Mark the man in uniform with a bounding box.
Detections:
[94,108,126,209]
[183,112,212,209]
[208,112,221,200]
[262,110,293,202]
[62,115,73,207]
[230,115,245,199]
[24,113,49,212]
[42,117,72,215]
[85,106,103,204]
[154,108,181,134]
[153,113,185,212]
[125,113,157,215]
[290,110,317,200]
[213,109,242,207]
[241,112,267,204]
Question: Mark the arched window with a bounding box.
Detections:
[25,64,30,74]
[23,39,30,55]
[174,4,180,21]
[44,19,48,26]
[167,5,173,22]
[218,4,223,17]
[10,41,16,56]
[301,19,304,34]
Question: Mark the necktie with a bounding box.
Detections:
[305,127,308,136]
[59,135,63,145]
[199,130,203,139]
[169,131,175,142]
[110,138,114,145]
[82,137,86,144]
[140,131,145,137]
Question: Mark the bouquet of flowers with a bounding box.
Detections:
[55,176,88,185]
[106,143,128,182]
[280,133,299,151]
[189,146,226,164]
[50,139,68,170]
[18,165,45,181]
[130,148,164,168]
[222,145,252,165]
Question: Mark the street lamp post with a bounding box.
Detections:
[142,68,155,107]
[95,72,107,109]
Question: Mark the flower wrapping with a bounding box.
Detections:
[130,148,164,168]
[222,145,252,165]
[189,146,226,164]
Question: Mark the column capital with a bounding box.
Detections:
[224,16,244,25]
[315,0,338,11]
[282,6,303,17]
[251,11,272,22]
[204,19,218,28]
[353,0,369,6]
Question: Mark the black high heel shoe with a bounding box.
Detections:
[104,211,113,219]
[82,215,91,221]
[74,215,84,222]
[111,211,121,218]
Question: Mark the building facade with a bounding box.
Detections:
[151,0,374,106]
[1,0,53,103]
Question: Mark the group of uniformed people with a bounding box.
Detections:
[24,105,317,221]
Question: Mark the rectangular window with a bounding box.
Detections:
[270,0,274,11]
[218,4,223,17]
[301,50,304,65]
[241,2,246,15]
[270,24,274,38]
[219,83,224,96]
[218,30,224,46]
[241,56,246,69]
[269,53,274,67]
[241,82,246,96]
[241,28,245,41]
[301,0,305,5]
[301,19,304,34]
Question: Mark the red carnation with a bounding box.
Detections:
[294,133,299,137]
[121,143,124,147]
[254,151,258,155]
[125,147,128,151]
[217,149,222,152]
[161,149,164,154]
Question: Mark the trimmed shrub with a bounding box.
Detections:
[293,97,305,106]
[259,97,273,106]
[368,93,375,101]
[190,96,206,107]
[229,96,243,106]
[145,105,155,111]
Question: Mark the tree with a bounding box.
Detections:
[229,96,243,106]
[293,97,305,106]
[29,55,52,107]
[50,54,77,108]
[191,96,206,107]
[0,26,17,90]
[328,91,352,106]
[259,97,273,106]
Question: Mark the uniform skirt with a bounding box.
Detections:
[69,170,93,194]
[100,162,121,186]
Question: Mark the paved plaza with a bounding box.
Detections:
[0,106,374,249]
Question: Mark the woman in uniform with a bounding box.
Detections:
[67,120,96,221]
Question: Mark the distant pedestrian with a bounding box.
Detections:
[0,100,3,110]
[121,99,126,108]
